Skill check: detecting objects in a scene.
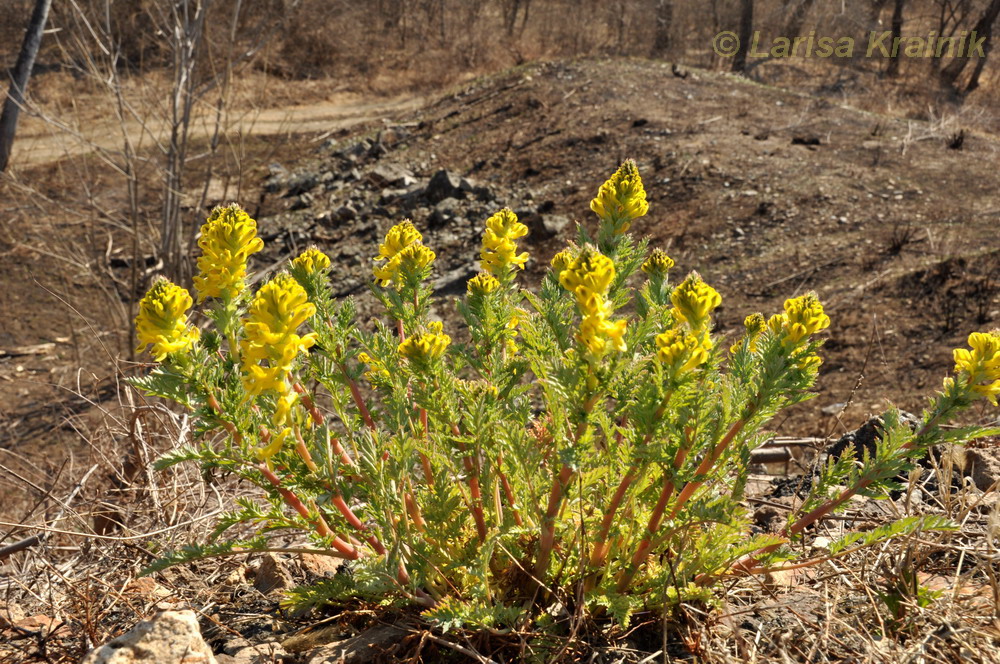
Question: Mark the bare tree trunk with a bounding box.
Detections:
[885,0,906,77]
[651,0,673,56]
[783,0,817,37]
[965,28,992,93]
[870,0,891,24]
[940,0,1000,90]
[0,0,53,172]
[732,0,754,74]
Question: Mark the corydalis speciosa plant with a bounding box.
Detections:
[133,170,999,630]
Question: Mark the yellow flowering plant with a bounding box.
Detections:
[134,164,998,634]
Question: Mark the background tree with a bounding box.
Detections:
[0,0,53,172]
[939,0,1000,92]
[732,0,754,73]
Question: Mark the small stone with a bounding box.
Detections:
[425,169,465,203]
[81,610,216,664]
[299,553,343,578]
[428,197,461,228]
[368,163,415,188]
[251,554,293,595]
[284,173,319,197]
[333,205,357,223]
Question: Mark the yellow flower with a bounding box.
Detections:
[480,208,529,278]
[377,221,422,261]
[373,221,433,287]
[396,244,436,280]
[954,330,1000,405]
[641,249,675,278]
[240,274,317,398]
[744,313,765,336]
[559,249,616,310]
[550,249,575,275]
[731,312,766,354]
[135,278,200,361]
[670,273,722,330]
[781,293,830,346]
[398,321,451,365]
[467,272,501,296]
[656,328,710,380]
[556,246,626,361]
[358,352,391,382]
[291,247,331,275]
[257,427,291,463]
[579,314,628,357]
[590,159,648,235]
[193,204,264,302]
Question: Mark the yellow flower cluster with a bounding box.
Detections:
[641,249,675,278]
[193,204,264,302]
[670,273,722,331]
[373,221,435,287]
[291,247,331,275]
[398,321,451,365]
[358,352,391,382]
[480,208,529,279]
[557,246,626,360]
[240,273,317,412]
[590,159,648,235]
[135,278,200,361]
[655,328,709,380]
[550,249,575,275]
[731,312,766,354]
[767,293,830,348]
[467,272,501,296]
[953,331,1000,405]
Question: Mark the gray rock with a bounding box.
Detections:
[341,140,371,162]
[80,610,217,664]
[225,643,288,664]
[332,204,357,223]
[425,169,465,203]
[290,193,314,211]
[284,173,320,197]
[433,264,479,296]
[542,214,572,235]
[429,197,461,228]
[301,624,410,664]
[369,163,415,188]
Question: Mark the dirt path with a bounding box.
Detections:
[10,93,426,166]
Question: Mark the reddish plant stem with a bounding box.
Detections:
[207,393,242,444]
[535,393,600,582]
[669,415,749,518]
[339,363,377,432]
[451,423,487,543]
[257,463,359,560]
[535,465,574,579]
[294,383,324,426]
[497,452,522,526]
[615,476,675,592]
[293,426,318,473]
[330,493,387,556]
[404,492,427,532]
[588,401,671,572]
[587,471,635,570]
